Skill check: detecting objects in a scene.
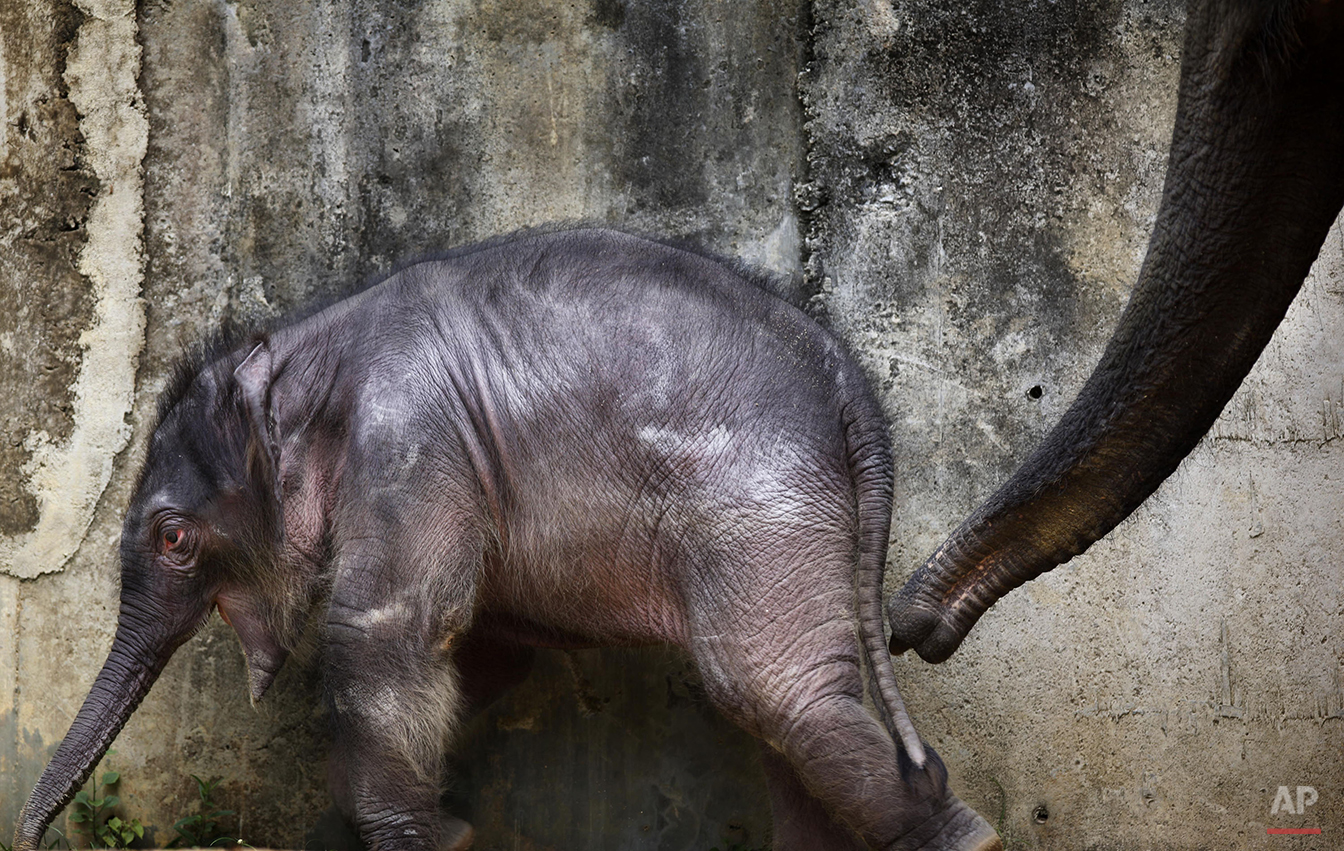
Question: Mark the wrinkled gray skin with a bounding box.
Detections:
[889,0,1344,661]
[15,229,1001,851]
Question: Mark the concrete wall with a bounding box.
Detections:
[2,0,1341,849]
[804,1,1344,849]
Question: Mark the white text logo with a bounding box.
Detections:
[1271,786,1318,816]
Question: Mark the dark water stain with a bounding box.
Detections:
[613,2,711,210]
[1,709,61,843]
[0,0,99,537]
[589,0,626,30]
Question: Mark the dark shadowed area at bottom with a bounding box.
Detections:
[306,647,772,851]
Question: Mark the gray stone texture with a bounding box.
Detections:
[2,0,1342,849]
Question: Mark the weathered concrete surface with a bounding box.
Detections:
[4,0,1344,848]
[0,0,146,581]
[1,0,148,827]
[804,0,1344,848]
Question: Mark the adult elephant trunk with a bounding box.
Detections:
[13,618,177,851]
[889,0,1344,663]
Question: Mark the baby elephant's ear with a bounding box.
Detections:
[234,341,283,508]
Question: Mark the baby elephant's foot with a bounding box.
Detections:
[441,814,474,851]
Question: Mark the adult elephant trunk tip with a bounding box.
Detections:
[887,518,1026,662]
[887,580,959,663]
[13,628,169,851]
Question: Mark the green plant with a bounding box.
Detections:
[168,775,238,848]
[989,777,1031,851]
[67,754,145,849]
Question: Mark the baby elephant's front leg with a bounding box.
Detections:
[324,602,465,851]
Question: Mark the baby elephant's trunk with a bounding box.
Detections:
[14,623,172,851]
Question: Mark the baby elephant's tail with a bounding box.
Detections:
[844,396,927,768]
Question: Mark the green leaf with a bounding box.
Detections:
[73,791,90,806]
[102,771,120,786]
[42,826,70,851]
[106,818,122,831]
[89,797,106,809]
[67,814,87,824]
[102,795,120,809]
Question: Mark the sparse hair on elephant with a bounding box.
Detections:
[15,228,1001,851]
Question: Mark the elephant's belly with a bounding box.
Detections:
[475,547,689,649]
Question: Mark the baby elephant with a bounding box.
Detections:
[15,229,999,851]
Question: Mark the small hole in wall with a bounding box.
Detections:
[1032,805,1049,824]
[1027,384,1043,399]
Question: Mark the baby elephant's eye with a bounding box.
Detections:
[155,520,196,565]
[159,524,194,556]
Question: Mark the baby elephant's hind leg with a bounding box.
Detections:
[759,745,867,851]
[687,553,998,851]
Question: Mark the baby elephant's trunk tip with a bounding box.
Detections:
[13,810,44,851]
